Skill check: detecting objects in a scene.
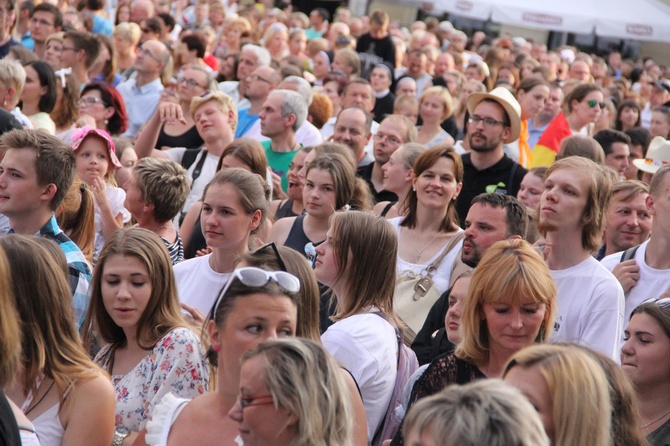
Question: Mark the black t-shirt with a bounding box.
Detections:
[456,153,527,227]
[356,33,396,79]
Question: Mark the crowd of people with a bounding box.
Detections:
[1,0,670,445]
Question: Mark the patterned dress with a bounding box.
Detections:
[95,327,209,431]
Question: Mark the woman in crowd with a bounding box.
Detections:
[391,239,556,445]
[21,60,57,133]
[230,338,353,445]
[534,83,605,167]
[0,245,40,446]
[287,28,309,69]
[140,266,301,446]
[402,380,549,446]
[373,143,426,219]
[179,139,270,259]
[2,235,115,446]
[77,82,128,136]
[370,63,396,123]
[615,99,642,131]
[44,32,64,70]
[517,167,547,210]
[113,137,138,188]
[331,49,361,78]
[270,151,369,256]
[0,59,32,128]
[134,64,214,152]
[112,22,140,78]
[271,146,309,220]
[262,23,289,61]
[516,78,550,167]
[504,344,613,446]
[454,80,486,139]
[312,50,333,87]
[315,211,400,442]
[395,76,417,98]
[622,299,670,445]
[222,17,252,56]
[174,168,269,314]
[389,147,463,340]
[83,228,209,446]
[56,177,96,264]
[51,68,79,139]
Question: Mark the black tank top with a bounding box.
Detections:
[274,199,299,220]
[155,123,204,150]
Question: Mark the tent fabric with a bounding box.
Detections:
[423,0,670,42]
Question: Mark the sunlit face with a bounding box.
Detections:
[413,157,462,211]
[419,93,446,124]
[538,166,590,234]
[481,299,547,356]
[288,32,306,55]
[314,227,338,287]
[394,102,418,125]
[619,106,639,129]
[44,38,63,69]
[650,111,670,139]
[571,91,604,127]
[604,192,651,254]
[286,150,307,202]
[200,183,260,250]
[518,85,550,119]
[462,203,510,268]
[101,255,152,339]
[504,365,555,442]
[517,172,544,209]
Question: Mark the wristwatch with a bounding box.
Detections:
[112,427,131,446]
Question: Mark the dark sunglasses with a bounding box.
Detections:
[587,99,606,109]
[256,242,287,272]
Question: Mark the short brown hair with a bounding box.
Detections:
[133,158,190,222]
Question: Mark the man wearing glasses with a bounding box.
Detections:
[235,66,280,139]
[27,2,61,58]
[455,87,527,227]
[60,31,100,90]
[117,39,169,138]
[357,114,416,203]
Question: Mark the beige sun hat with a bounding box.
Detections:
[633,136,670,174]
[466,87,521,144]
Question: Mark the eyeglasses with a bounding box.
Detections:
[61,46,79,53]
[78,97,108,107]
[468,115,507,128]
[208,267,301,319]
[373,133,402,146]
[235,393,275,410]
[178,77,207,89]
[587,100,606,109]
[248,74,272,84]
[138,47,162,63]
[256,242,287,272]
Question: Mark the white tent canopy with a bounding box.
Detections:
[421,0,670,42]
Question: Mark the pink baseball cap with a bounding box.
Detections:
[70,125,122,170]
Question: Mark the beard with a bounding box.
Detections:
[468,132,499,153]
[536,212,558,235]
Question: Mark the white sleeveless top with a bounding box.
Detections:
[32,404,63,446]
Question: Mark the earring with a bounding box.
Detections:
[104,119,109,125]
[212,345,220,352]
[412,187,416,192]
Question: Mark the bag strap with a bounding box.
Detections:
[180,147,202,170]
[620,244,640,262]
[189,150,209,188]
[426,232,465,275]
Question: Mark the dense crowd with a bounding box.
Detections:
[0,0,670,445]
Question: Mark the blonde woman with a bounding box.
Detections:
[416,86,455,148]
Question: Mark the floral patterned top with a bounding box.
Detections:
[95,327,209,431]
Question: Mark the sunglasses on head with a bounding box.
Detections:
[208,267,301,320]
[256,242,287,272]
[587,99,606,109]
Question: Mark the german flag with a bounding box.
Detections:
[532,112,572,167]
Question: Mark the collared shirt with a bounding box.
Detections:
[9,215,92,330]
[118,77,164,138]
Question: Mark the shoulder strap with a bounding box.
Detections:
[620,244,640,262]
[189,150,209,188]
[380,201,395,217]
[426,232,465,275]
[180,148,203,170]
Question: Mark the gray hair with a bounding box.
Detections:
[269,89,308,131]
[282,75,313,106]
[241,44,272,68]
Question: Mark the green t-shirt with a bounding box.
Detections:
[262,140,300,191]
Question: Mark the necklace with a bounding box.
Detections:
[24,380,55,416]
[641,407,670,429]
[407,228,440,263]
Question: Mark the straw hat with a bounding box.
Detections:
[466,87,521,143]
[633,136,670,174]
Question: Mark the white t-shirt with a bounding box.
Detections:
[174,254,231,314]
[165,147,220,216]
[550,256,625,361]
[321,310,397,442]
[600,240,670,336]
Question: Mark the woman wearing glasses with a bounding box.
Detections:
[77,82,128,136]
[533,83,604,167]
[139,266,301,446]
[622,299,670,445]
[82,228,209,446]
[134,64,214,152]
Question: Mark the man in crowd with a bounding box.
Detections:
[28,2,61,58]
[356,9,395,78]
[594,129,631,180]
[235,66,281,138]
[218,44,271,109]
[538,156,624,360]
[60,31,101,90]
[332,106,373,168]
